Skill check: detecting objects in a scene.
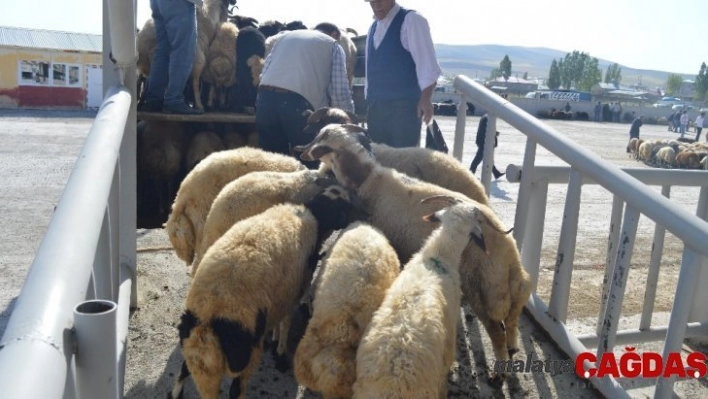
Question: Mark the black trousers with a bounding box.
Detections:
[470,144,502,177]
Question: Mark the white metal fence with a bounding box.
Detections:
[0,0,137,397]
[452,75,708,399]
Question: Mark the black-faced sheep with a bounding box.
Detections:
[294,222,400,398]
[353,195,490,398]
[295,124,532,382]
[228,14,259,30]
[301,107,488,204]
[164,147,306,266]
[192,169,335,275]
[170,186,353,399]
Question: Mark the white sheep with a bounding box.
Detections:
[301,107,488,204]
[192,169,335,276]
[164,147,306,266]
[170,186,353,399]
[295,123,532,382]
[353,195,490,398]
[655,146,676,167]
[203,21,239,110]
[293,222,400,399]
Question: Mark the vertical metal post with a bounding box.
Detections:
[74,300,118,399]
[453,97,467,162]
[640,185,670,330]
[655,249,702,399]
[597,195,624,335]
[521,178,549,287]
[481,113,496,195]
[93,212,112,300]
[548,169,583,322]
[597,205,640,356]
[109,164,120,302]
[689,185,708,327]
[513,139,537,251]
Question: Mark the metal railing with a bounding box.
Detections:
[452,76,708,399]
[0,0,137,397]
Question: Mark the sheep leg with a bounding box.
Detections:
[227,353,259,399]
[191,65,204,110]
[506,274,532,357]
[274,316,291,372]
[190,365,222,399]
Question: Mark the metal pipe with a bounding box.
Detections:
[94,211,112,300]
[116,263,133,396]
[578,322,708,348]
[640,185,670,330]
[0,86,130,398]
[453,98,467,161]
[512,140,538,251]
[106,0,137,71]
[454,76,708,255]
[689,185,708,329]
[74,300,118,399]
[520,177,548,287]
[597,195,624,336]
[597,205,640,356]
[655,249,702,399]
[548,169,582,323]
[525,293,631,399]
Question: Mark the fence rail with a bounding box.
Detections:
[453,75,708,399]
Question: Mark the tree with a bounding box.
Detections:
[499,55,512,80]
[695,62,708,101]
[604,63,622,85]
[665,73,684,96]
[489,68,502,80]
[547,60,561,90]
[578,57,602,91]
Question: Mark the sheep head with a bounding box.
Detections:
[302,107,358,139]
[304,184,354,237]
[421,196,488,253]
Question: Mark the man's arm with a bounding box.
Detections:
[401,12,441,124]
[328,43,355,113]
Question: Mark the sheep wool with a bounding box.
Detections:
[193,169,330,275]
[353,196,486,399]
[171,186,353,399]
[164,147,306,266]
[294,222,400,399]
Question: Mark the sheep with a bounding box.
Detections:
[228,14,259,30]
[637,141,654,162]
[136,0,234,110]
[169,186,354,399]
[192,169,336,275]
[352,195,491,398]
[301,107,488,204]
[184,131,226,173]
[228,26,266,113]
[293,222,400,399]
[676,150,701,169]
[337,30,358,85]
[655,146,676,168]
[204,21,239,110]
[295,123,532,383]
[164,147,306,266]
[258,20,285,38]
[626,137,639,155]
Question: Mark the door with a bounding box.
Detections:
[86,65,103,109]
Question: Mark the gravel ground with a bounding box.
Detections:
[1,109,706,398]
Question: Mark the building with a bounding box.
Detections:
[485,76,538,96]
[0,26,103,109]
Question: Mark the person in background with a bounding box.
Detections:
[695,112,705,141]
[679,110,688,137]
[469,114,505,179]
[255,23,354,168]
[140,0,203,114]
[593,101,602,122]
[364,0,442,148]
[564,102,572,112]
[667,111,676,132]
[627,114,644,152]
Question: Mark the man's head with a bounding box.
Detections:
[366,0,396,20]
[314,22,341,40]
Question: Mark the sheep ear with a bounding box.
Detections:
[301,109,314,120]
[422,210,443,223]
[344,111,359,124]
[469,225,488,254]
[420,195,460,206]
[341,124,372,152]
[306,108,330,124]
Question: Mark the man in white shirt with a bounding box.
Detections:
[364,0,442,148]
[695,112,704,141]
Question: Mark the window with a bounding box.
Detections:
[18,61,82,87]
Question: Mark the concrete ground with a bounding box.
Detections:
[1,108,706,398]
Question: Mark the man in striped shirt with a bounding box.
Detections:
[256,23,354,168]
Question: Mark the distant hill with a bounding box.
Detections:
[435,44,695,90]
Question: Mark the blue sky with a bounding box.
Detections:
[1,0,705,76]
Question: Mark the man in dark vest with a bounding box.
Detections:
[364,0,442,148]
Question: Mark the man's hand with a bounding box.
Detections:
[418,99,434,125]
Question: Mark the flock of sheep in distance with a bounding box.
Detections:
[151,104,533,399]
[627,137,708,170]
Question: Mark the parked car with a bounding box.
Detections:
[671,104,693,111]
[652,96,683,108]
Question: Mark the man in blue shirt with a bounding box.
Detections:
[364,0,442,148]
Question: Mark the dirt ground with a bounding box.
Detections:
[1,109,706,398]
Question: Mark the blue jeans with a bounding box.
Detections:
[255,89,317,167]
[366,99,421,148]
[144,0,197,106]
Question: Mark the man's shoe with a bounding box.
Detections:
[138,99,163,113]
[163,101,203,115]
[494,172,506,180]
